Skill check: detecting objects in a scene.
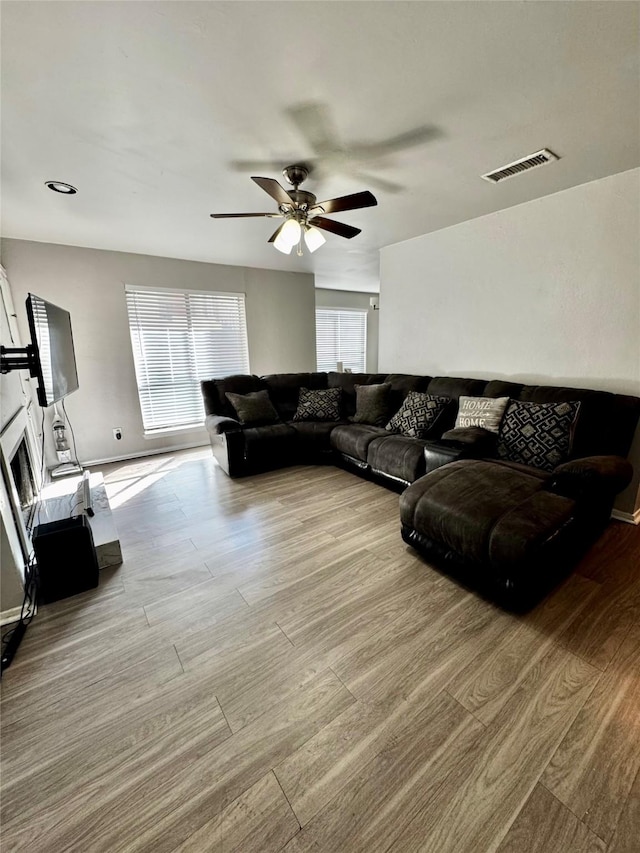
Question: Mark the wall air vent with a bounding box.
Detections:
[481,149,559,184]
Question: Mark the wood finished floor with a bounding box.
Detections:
[1,447,639,852]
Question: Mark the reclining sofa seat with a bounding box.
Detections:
[201,371,639,608]
[400,379,640,607]
[202,370,435,480]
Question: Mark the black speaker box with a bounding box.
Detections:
[33,515,100,604]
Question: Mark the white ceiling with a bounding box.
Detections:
[1,1,638,293]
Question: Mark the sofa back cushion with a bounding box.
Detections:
[262,372,328,420]
[201,375,265,418]
[384,374,432,415]
[427,377,487,400]
[328,372,387,417]
[485,380,639,460]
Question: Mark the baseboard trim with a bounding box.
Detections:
[611,508,640,525]
[82,440,209,468]
[1,605,24,627]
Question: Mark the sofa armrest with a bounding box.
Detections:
[440,427,498,454]
[424,428,497,476]
[547,455,633,500]
[205,414,242,435]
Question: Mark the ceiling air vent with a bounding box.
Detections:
[481,149,559,184]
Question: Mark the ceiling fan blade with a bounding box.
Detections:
[251,176,294,207]
[210,212,283,218]
[308,216,361,239]
[267,223,286,243]
[312,190,377,215]
[286,102,341,156]
[352,125,442,159]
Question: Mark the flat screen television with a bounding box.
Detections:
[26,293,79,408]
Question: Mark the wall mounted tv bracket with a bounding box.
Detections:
[0,345,39,376]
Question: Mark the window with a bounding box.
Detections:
[316,308,367,373]
[126,286,249,433]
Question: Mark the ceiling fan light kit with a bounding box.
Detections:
[211,164,377,256]
[304,225,326,253]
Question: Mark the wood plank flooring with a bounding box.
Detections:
[1,447,639,852]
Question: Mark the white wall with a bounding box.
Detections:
[379,168,640,515]
[1,240,315,464]
[315,289,379,373]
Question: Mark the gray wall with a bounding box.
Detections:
[315,288,379,373]
[1,239,316,464]
[379,168,640,515]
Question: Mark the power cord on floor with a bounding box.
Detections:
[1,551,39,675]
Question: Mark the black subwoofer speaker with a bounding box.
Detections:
[33,515,99,604]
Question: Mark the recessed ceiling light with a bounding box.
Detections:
[45,181,77,194]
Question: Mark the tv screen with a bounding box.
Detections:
[26,294,79,408]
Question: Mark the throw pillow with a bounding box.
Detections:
[293,387,342,421]
[455,396,509,434]
[385,391,450,438]
[351,383,391,427]
[225,390,279,425]
[497,400,581,471]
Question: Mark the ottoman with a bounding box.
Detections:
[399,459,600,608]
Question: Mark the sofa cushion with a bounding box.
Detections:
[328,372,387,417]
[399,459,547,564]
[225,390,279,425]
[351,383,392,427]
[367,434,431,484]
[488,491,577,569]
[293,387,342,422]
[289,420,347,454]
[497,400,581,472]
[330,424,388,462]
[386,392,451,439]
[427,377,487,400]
[384,374,432,414]
[262,373,328,420]
[455,396,509,434]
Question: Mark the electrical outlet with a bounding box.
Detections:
[113,428,123,441]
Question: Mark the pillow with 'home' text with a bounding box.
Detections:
[455,396,509,434]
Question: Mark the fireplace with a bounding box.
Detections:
[9,437,36,531]
[1,404,42,568]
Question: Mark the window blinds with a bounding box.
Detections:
[316,308,367,373]
[125,286,250,432]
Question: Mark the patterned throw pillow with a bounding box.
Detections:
[455,396,510,434]
[225,390,279,425]
[497,400,581,471]
[385,392,450,438]
[293,387,342,422]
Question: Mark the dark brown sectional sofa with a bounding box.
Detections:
[201,371,639,608]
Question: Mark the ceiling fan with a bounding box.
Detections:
[210,164,377,256]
